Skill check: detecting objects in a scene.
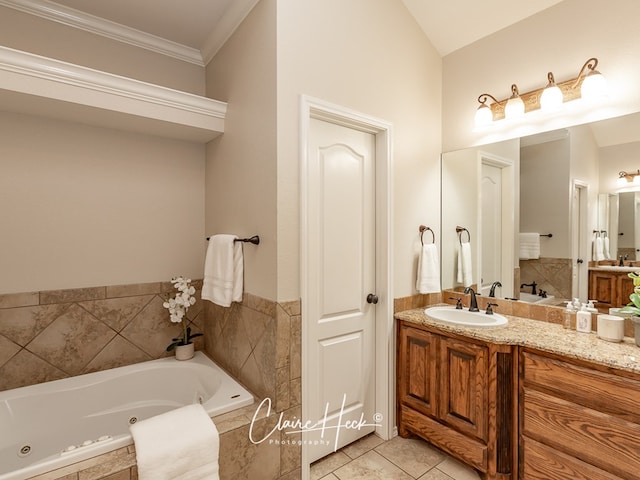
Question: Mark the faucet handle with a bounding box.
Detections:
[486,303,498,315]
[449,297,463,309]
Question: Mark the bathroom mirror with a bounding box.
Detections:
[441,110,640,304]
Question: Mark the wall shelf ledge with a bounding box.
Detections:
[0,46,227,142]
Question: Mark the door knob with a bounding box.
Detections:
[577,258,584,264]
[366,294,379,304]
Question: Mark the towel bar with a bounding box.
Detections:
[205,235,260,245]
[419,225,435,245]
[540,233,553,238]
[456,226,471,245]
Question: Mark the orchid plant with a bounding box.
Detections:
[163,276,202,351]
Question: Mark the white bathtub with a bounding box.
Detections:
[0,352,254,480]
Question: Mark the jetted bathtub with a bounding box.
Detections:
[0,352,254,480]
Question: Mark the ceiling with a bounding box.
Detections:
[51,0,565,58]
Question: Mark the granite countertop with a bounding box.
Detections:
[395,307,640,375]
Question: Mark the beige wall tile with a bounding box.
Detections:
[0,335,20,368]
[79,296,154,332]
[105,283,162,298]
[27,304,116,375]
[0,348,67,390]
[83,336,152,374]
[0,291,39,309]
[40,287,106,305]
[0,304,70,346]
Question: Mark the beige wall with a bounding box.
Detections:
[0,112,206,294]
[443,0,640,151]
[276,0,443,300]
[204,0,277,300]
[0,5,205,94]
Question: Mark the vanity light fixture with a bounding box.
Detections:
[475,57,607,126]
[618,170,640,185]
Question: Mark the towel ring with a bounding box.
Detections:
[419,225,435,245]
[593,230,601,238]
[456,226,470,245]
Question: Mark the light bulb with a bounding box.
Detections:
[581,71,607,101]
[504,84,525,119]
[540,73,563,111]
[475,104,493,127]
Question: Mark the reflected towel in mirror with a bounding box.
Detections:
[519,233,540,260]
[456,241,473,288]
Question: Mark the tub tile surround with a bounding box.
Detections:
[519,257,572,300]
[0,281,205,391]
[203,294,303,479]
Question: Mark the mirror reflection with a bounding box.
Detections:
[441,111,640,310]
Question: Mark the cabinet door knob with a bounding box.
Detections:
[577,259,584,264]
[366,294,379,304]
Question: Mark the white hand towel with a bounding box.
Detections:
[202,234,244,307]
[593,236,605,261]
[603,236,611,260]
[519,233,540,260]
[456,241,473,288]
[416,243,441,294]
[130,404,219,480]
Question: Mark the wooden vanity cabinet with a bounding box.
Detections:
[588,269,635,310]
[397,321,516,480]
[520,349,640,479]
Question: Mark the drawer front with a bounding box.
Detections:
[523,388,640,479]
[522,351,640,424]
[523,436,625,480]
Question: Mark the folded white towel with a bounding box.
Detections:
[519,233,540,260]
[593,236,605,261]
[202,234,243,307]
[456,242,473,288]
[130,404,219,480]
[416,243,441,294]
[603,236,611,260]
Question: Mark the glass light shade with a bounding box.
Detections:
[475,104,493,126]
[504,96,525,119]
[581,72,607,101]
[540,85,563,111]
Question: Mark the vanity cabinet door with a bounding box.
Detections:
[397,324,438,417]
[439,336,488,441]
[589,271,616,309]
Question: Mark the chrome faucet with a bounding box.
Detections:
[463,287,480,312]
[488,281,502,298]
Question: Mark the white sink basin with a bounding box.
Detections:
[424,306,508,327]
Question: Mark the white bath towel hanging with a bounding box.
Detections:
[603,235,611,260]
[593,235,605,261]
[416,243,441,294]
[130,403,220,480]
[519,233,540,260]
[456,241,473,288]
[202,234,243,307]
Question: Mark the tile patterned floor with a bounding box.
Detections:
[311,434,482,480]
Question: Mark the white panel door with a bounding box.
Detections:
[481,163,502,296]
[306,118,376,462]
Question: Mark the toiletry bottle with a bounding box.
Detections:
[572,298,581,310]
[586,300,599,315]
[576,303,592,333]
[563,301,574,329]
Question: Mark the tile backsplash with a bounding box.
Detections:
[0,281,204,392]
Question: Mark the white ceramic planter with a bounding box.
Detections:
[174,343,195,360]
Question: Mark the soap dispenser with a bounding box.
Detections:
[563,301,574,329]
[576,303,592,333]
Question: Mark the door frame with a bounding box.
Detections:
[478,152,515,299]
[571,179,589,300]
[300,95,393,474]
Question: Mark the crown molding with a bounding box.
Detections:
[0,46,226,141]
[0,0,204,66]
[201,0,260,64]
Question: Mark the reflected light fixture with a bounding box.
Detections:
[618,170,640,186]
[475,57,607,126]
